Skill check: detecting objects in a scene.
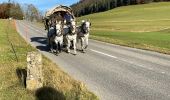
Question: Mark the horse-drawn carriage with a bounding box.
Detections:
[44,5,91,55]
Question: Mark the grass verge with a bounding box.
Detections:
[0,19,98,100]
[90,30,170,54]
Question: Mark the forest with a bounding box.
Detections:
[71,0,170,17]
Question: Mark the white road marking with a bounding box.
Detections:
[161,72,165,74]
[90,49,156,72]
[118,58,156,72]
[90,49,117,59]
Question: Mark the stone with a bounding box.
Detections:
[26,52,43,91]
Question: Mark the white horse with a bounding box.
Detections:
[64,21,77,55]
[77,21,91,53]
[49,21,63,54]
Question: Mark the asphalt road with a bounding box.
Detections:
[16,20,170,100]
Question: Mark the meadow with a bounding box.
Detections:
[78,2,170,54]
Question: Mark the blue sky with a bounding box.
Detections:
[0,0,79,11]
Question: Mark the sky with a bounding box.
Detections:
[0,0,79,11]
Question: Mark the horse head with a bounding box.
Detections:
[82,21,91,34]
[55,21,62,36]
[69,20,76,35]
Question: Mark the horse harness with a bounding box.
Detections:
[68,24,76,35]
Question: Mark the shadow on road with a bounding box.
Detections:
[35,86,66,100]
[31,37,47,45]
[30,36,85,54]
[36,45,50,52]
[31,37,50,52]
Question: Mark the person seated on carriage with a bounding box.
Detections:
[55,12,64,24]
[64,12,73,25]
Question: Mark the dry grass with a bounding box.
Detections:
[42,57,98,100]
[0,19,35,100]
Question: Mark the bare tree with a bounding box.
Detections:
[23,4,41,22]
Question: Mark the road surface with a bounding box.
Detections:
[16,20,170,100]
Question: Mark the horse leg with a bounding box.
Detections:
[59,38,63,53]
[63,36,67,48]
[56,42,60,54]
[76,35,79,43]
[73,38,77,55]
[50,41,54,53]
[84,35,89,49]
[49,38,52,52]
[47,31,50,46]
[67,39,71,53]
[54,37,59,54]
[58,42,61,53]
[57,40,62,54]
[76,36,79,51]
[47,37,49,46]
[81,37,85,53]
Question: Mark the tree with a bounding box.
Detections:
[10,3,24,19]
[0,2,23,19]
[23,4,42,22]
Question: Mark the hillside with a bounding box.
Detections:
[77,2,170,54]
[71,0,170,17]
[78,2,170,32]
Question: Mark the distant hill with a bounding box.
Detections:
[77,2,170,32]
[71,0,170,17]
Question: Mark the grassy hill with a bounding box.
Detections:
[77,2,170,54]
[78,2,170,32]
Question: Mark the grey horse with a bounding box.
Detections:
[48,21,63,54]
[77,20,91,53]
[64,20,77,55]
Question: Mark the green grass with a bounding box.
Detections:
[0,19,98,100]
[77,2,170,54]
[91,30,170,54]
[0,19,35,99]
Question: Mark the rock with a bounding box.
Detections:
[26,52,43,91]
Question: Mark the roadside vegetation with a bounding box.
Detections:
[0,19,98,100]
[77,2,170,54]
[0,2,43,22]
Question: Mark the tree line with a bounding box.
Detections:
[0,1,42,21]
[71,0,170,17]
[0,2,23,19]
